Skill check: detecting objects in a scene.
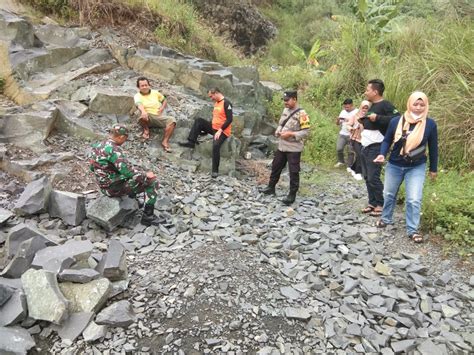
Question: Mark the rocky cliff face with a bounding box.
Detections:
[191,0,277,55]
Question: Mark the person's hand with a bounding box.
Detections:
[140,112,149,122]
[214,129,222,140]
[429,172,437,181]
[279,131,294,140]
[373,155,385,164]
[146,171,155,179]
[368,113,377,122]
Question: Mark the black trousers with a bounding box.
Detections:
[188,118,227,173]
[360,143,384,207]
[269,150,301,194]
[350,140,362,174]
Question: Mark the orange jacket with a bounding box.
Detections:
[212,98,233,137]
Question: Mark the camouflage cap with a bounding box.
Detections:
[110,124,129,136]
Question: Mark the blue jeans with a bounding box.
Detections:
[381,162,426,235]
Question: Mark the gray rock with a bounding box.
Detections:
[21,269,69,324]
[59,268,101,283]
[284,307,311,320]
[59,278,111,313]
[14,176,52,215]
[0,207,14,226]
[2,236,49,278]
[6,223,55,257]
[0,289,27,326]
[95,300,136,327]
[280,286,300,300]
[32,239,93,273]
[391,339,416,353]
[0,326,35,355]
[96,239,127,281]
[82,321,107,342]
[86,196,138,231]
[418,339,448,355]
[55,312,94,342]
[0,284,14,306]
[48,190,86,226]
[88,88,135,115]
[441,304,460,318]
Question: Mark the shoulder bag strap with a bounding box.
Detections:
[280,108,302,129]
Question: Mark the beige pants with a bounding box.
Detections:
[133,110,176,128]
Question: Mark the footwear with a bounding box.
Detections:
[141,204,166,226]
[346,167,353,173]
[281,192,296,205]
[409,232,423,243]
[260,185,276,195]
[211,172,218,178]
[375,220,387,228]
[353,173,363,181]
[369,208,383,217]
[178,141,195,148]
[361,206,375,213]
[334,162,344,168]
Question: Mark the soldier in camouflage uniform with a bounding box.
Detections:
[89,124,163,226]
[260,91,311,205]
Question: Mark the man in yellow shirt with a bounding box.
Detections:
[133,77,176,152]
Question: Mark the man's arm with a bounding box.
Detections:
[369,102,399,126]
[220,99,233,131]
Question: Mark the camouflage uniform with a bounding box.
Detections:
[89,139,158,206]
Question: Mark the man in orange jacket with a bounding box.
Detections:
[179,88,233,178]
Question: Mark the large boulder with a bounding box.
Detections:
[88,88,135,115]
[0,10,35,48]
[5,223,56,257]
[86,196,139,231]
[49,190,86,226]
[2,236,50,278]
[59,278,111,313]
[21,269,69,324]
[14,176,52,215]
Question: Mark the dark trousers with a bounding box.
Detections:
[269,150,301,194]
[350,140,362,174]
[188,117,227,173]
[360,143,384,207]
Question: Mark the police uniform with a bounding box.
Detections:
[89,126,158,206]
[263,91,311,203]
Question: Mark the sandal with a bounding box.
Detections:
[375,220,387,228]
[369,208,383,217]
[409,233,423,243]
[362,206,375,213]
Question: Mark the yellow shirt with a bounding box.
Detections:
[134,90,165,115]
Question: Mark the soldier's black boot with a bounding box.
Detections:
[141,204,166,226]
[260,185,276,195]
[281,192,296,205]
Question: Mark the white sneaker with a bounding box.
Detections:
[353,173,363,181]
[334,162,344,168]
[346,167,353,173]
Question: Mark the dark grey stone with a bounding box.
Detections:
[391,339,416,353]
[14,176,52,216]
[6,223,55,257]
[2,236,49,278]
[86,196,138,231]
[59,268,101,283]
[32,239,93,273]
[48,190,86,226]
[0,284,14,306]
[97,239,127,281]
[55,312,94,342]
[95,300,135,327]
[0,290,27,326]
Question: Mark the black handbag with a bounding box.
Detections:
[401,115,426,163]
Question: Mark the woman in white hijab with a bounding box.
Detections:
[373,92,438,243]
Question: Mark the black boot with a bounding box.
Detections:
[141,204,166,226]
[260,185,276,195]
[178,140,195,148]
[281,192,296,205]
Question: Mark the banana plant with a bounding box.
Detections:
[355,0,404,34]
[290,39,328,67]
